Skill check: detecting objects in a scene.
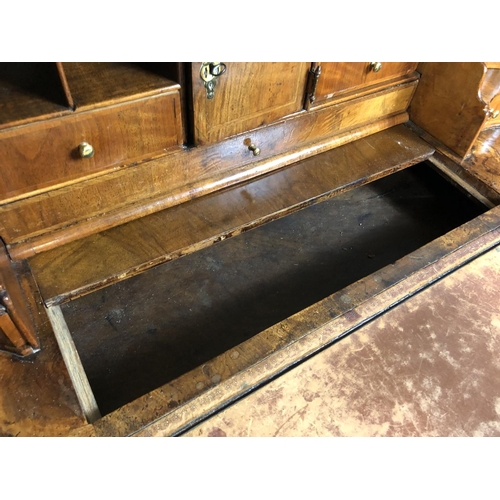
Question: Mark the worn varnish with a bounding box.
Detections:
[28,125,434,306]
[1,82,416,249]
[185,246,500,437]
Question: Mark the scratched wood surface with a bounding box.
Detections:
[185,244,500,437]
[29,125,434,306]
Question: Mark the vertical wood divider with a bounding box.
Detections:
[55,62,75,110]
[45,305,100,423]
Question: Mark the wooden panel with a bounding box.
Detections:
[410,62,488,158]
[60,63,180,111]
[28,125,434,306]
[0,91,183,203]
[2,81,417,251]
[314,62,417,103]
[192,62,310,144]
[184,246,500,437]
[0,63,71,130]
[91,206,500,437]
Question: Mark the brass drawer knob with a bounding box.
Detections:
[491,109,499,119]
[370,62,383,73]
[78,142,95,158]
[248,143,261,156]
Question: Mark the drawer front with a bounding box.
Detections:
[314,62,418,105]
[0,91,182,202]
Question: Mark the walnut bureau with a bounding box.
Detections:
[0,62,499,436]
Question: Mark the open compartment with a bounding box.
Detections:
[58,161,486,417]
[0,62,71,129]
[58,63,181,111]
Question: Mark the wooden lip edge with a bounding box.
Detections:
[8,114,411,261]
[41,150,433,308]
[91,205,500,437]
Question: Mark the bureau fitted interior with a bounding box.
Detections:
[1,62,499,435]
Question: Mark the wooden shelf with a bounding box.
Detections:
[29,125,434,306]
[59,63,180,111]
[0,63,71,130]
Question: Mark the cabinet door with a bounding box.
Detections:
[192,62,309,145]
[313,62,417,106]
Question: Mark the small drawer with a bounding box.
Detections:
[0,91,183,202]
[312,62,418,107]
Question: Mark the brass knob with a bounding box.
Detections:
[78,142,94,158]
[491,109,499,119]
[370,62,383,73]
[248,143,261,156]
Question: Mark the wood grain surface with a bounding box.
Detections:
[0,92,183,203]
[29,125,434,306]
[410,62,488,158]
[1,82,416,250]
[0,63,71,130]
[59,63,180,111]
[192,62,310,144]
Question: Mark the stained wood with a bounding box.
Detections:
[59,63,180,111]
[410,62,488,158]
[45,305,101,423]
[184,246,500,437]
[0,63,71,130]
[0,260,86,436]
[0,92,183,203]
[313,62,417,105]
[192,62,310,144]
[2,82,417,249]
[91,205,500,437]
[29,125,434,306]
